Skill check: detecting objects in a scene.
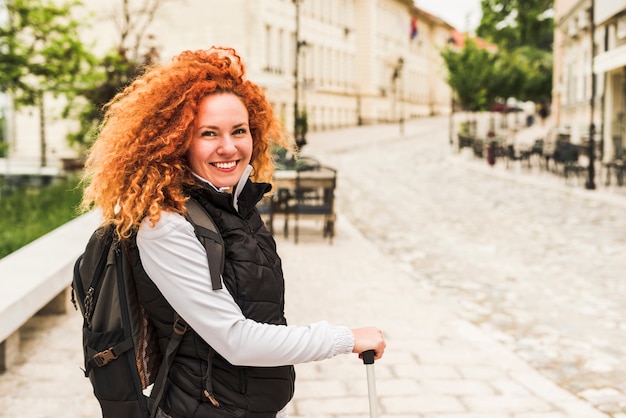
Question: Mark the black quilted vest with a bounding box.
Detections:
[130,180,295,418]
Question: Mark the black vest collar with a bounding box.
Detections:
[187,179,271,218]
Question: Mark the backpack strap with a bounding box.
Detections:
[184,198,224,291]
[148,314,188,418]
[147,199,224,415]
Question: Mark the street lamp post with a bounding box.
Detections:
[293,0,307,152]
[449,96,455,146]
[392,57,404,135]
[585,0,596,190]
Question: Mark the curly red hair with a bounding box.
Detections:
[81,47,292,238]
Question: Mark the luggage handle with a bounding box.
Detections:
[362,350,379,418]
[362,349,375,365]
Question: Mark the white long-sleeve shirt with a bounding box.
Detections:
[136,210,354,367]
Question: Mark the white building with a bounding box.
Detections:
[554,0,594,144]
[554,0,626,165]
[594,0,626,161]
[2,0,455,169]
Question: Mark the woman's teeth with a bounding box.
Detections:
[213,161,236,169]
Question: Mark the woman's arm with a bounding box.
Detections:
[136,211,354,366]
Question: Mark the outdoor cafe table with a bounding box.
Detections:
[271,167,336,190]
[267,167,337,242]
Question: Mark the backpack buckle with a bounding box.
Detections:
[92,347,118,367]
[173,317,188,336]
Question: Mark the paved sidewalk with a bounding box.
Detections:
[278,217,608,418]
[0,215,609,417]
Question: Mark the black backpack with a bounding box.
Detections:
[71,198,224,418]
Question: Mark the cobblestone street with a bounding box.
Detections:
[306,116,626,417]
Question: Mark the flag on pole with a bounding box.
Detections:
[410,16,418,40]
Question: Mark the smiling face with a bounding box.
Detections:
[187,93,253,189]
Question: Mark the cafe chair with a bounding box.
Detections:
[291,164,337,244]
[258,190,291,238]
[258,155,322,237]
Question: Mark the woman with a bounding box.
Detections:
[81,47,385,417]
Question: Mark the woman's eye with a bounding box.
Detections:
[201,131,216,137]
[234,128,247,135]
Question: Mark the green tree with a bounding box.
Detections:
[441,38,497,112]
[491,50,525,101]
[63,45,159,149]
[64,0,165,149]
[0,0,94,166]
[475,0,554,106]
[477,0,554,51]
[512,46,553,102]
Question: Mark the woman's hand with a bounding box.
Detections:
[351,327,386,360]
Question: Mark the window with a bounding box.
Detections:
[278,28,284,74]
[264,25,272,72]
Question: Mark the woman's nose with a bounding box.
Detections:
[217,136,236,154]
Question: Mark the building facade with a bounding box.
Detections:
[594,0,626,160]
[554,0,626,162]
[2,0,456,169]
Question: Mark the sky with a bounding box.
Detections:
[416,0,483,32]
